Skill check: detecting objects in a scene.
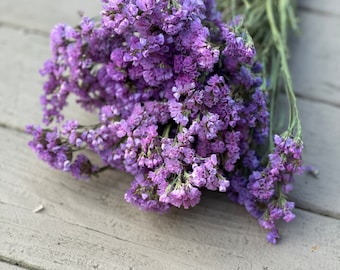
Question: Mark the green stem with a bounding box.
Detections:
[163,123,172,138]
[268,54,280,150]
[266,0,302,139]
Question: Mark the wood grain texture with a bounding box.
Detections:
[298,0,340,16]
[0,261,23,270]
[1,128,340,270]
[0,1,102,34]
[0,27,98,130]
[290,99,340,218]
[290,9,340,106]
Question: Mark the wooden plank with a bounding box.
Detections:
[0,261,23,270]
[0,27,48,129]
[0,27,97,130]
[0,0,102,34]
[1,129,340,269]
[290,98,340,218]
[298,0,340,16]
[290,9,340,106]
[0,203,193,270]
[0,0,339,35]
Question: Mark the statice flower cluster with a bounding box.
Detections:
[26,0,303,243]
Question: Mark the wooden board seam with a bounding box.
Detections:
[0,199,174,252]
[298,4,340,18]
[295,92,340,109]
[0,254,43,270]
[0,21,48,37]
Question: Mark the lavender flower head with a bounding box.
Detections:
[27,0,303,244]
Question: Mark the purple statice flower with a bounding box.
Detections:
[270,134,304,192]
[168,100,189,126]
[61,120,79,145]
[159,183,201,209]
[302,164,319,178]
[248,170,275,200]
[27,0,303,243]
[190,154,230,192]
[266,228,280,245]
[26,125,72,171]
[68,154,99,179]
[249,134,303,243]
[80,17,95,35]
[243,150,260,170]
[26,124,98,179]
[125,174,170,213]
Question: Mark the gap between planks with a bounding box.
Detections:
[0,21,48,37]
[298,4,340,18]
[0,255,42,270]
[0,3,336,36]
[295,92,340,110]
[2,192,340,235]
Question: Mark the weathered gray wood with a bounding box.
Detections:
[1,128,340,270]
[298,0,340,16]
[1,202,199,270]
[0,261,23,270]
[290,98,340,218]
[0,1,102,34]
[290,9,340,106]
[0,27,98,130]
[1,0,339,35]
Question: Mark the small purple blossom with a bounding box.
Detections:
[160,184,201,209]
[266,229,280,245]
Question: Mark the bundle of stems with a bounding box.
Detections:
[218,0,302,148]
